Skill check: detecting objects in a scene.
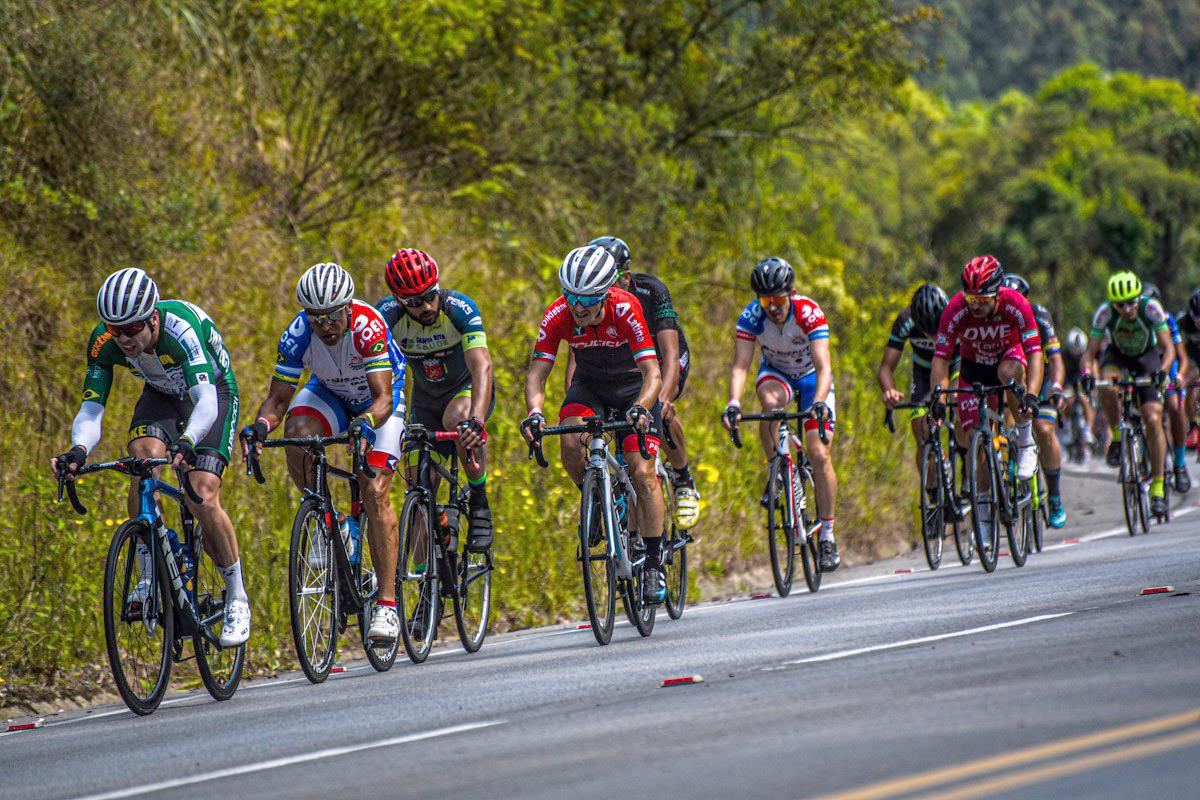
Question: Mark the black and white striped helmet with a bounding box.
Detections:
[296,262,355,311]
[559,245,618,296]
[96,268,159,324]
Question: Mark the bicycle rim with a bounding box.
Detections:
[1007,483,1029,567]
[919,440,943,570]
[969,430,999,573]
[398,492,439,663]
[193,527,245,701]
[1134,437,1150,533]
[765,458,795,597]
[104,521,173,715]
[796,465,822,593]
[358,514,400,671]
[453,548,492,653]
[950,445,974,565]
[580,471,616,645]
[289,499,339,682]
[661,478,687,620]
[1120,438,1140,537]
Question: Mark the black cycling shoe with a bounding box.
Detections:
[818,539,841,572]
[466,503,493,552]
[1105,441,1122,468]
[1173,466,1191,494]
[642,566,667,605]
[1151,494,1169,516]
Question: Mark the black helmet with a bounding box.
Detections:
[1143,282,1161,301]
[909,283,949,336]
[750,257,795,295]
[1000,273,1029,297]
[587,236,631,274]
[1190,288,1200,318]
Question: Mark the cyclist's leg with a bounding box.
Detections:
[362,390,403,605]
[909,365,933,479]
[621,407,665,547]
[664,355,692,475]
[442,385,496,550]
[754,362,793,460]
[283,379,344,490]
[800,379,837,535]
[127,386,180,519]
[1097,350,1125,444]
[1164,365,1188,471]
[559,381,605,486]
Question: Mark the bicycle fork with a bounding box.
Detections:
[590,439,634,579]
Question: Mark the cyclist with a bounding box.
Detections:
[1145,284,1191,492]
[877,282,950,476]
[1062,327,1097,454]
[239,262,407,644]
[1079,270,1175,517]
[929,257,1043,521]
[1177,289,1200,447]
[586,236,700,530]
[52,268,250,647]
[1000,274,1068,527]
[721,257,840,571]
[377,249,495,551]
[521,245,667,604]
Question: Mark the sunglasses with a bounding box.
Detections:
[1113,299,1138,311]
[565,291,606,308]
[964,293,997,307]
[105,320,148,338]
[398,288,440,308]
[757,294,790,309]
[306,305,348,326]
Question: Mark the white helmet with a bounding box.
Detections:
[1066,326,1087,356]
[97,268,159,324]
[296,262,355,311]
[559,245,617,296]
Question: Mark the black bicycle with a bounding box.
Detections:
[396,424,492,663]
[658,426,692,620]
[1093,377,1160,533]
[56,459,245,715]
[247,432,399,681]
[726,409,826,597]
[528,416,656,645]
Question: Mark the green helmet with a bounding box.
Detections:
[1106,271,1142,303]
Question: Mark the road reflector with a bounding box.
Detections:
[1064,537,1080,545]
[660,675,704,688]
[6,719,44,732]
[1140,586,1174,596]
[1000,550,1010,557]
[751,593,770,599]
[894,568,913,574]
[330,666,346,674]
[577,623,591,629]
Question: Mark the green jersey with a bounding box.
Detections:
[1088,296,1169,358]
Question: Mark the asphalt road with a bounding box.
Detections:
[3,464,1199,800]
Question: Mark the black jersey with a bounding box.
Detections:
[627,273,689,363]
[1177,310,1200,361]
[886,308,937,369]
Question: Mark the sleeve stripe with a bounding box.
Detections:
[808,330,830,340]
[633,348,657,362]
[271,370,300,385]
[532,350,556,363]
[735,330,756,341]
[274,364,303,377]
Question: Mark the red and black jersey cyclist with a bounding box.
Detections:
[377,248,495,552]
[582,236,701,530]
[930,256,1044,503]
[521,244,668,605]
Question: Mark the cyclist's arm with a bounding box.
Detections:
[877,347,902,394]
[1025,349,1044,397]
[656,328,681,400]
[811,338,833,404]
[74,331,117,453]
[1080,335,1103,376]
[727,338,756,405]
[1156,327,1175,373]
[163,320,221,445]
[1048,352,1066,391]
[564,350,576,394]
[465,346,493,423]
[525,357,554,416]
[361,369,394,426]
[253,378,298,432]
[634,356,662,411]
[931,356,951,391]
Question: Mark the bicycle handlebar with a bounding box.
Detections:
[245,432,376,481]
[55,457,202,515]
[526,417,650,467]
[883,402,928,433]
[1092,377,1157,388]
[405,424,480,471]
[727,408,830,448]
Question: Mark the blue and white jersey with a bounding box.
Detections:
[735,294,830,379]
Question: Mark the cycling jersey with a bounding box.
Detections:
[1088,296,1168,358]
[626,273,690,363]
[735,294,830,378]
[934,288,1041,366]
[272,300,405,412]
[1175,311,1200,363]
[1032,303,1062,361]
[886,308,937,369]
[533,287,657,383]
[377,289,487,399]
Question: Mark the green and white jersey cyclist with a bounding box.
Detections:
[53,268,250,647]
[379,248,495,553]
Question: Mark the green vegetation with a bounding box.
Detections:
[3,0,1200,707]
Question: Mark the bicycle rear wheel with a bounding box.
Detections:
[356,514,400,672]
[288,498,339,683]
[621,536,656,637]
[104,521,173,715]
[580,470,617,645]
[193,526,245,701]
[949,444,973,565]
[398,492,439,663]
[1007,478,1029,568]
[795,464,822,593]
[1030,467,1045,554]
[660,475,687,620]
[765,457,795,597]
[453,546,492,653]
[968,429,1000,573]
[919,440,943,570]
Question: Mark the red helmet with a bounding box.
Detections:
[961,255,1004,295]
[385,248,439,296]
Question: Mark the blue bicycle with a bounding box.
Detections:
[57,458,245,715]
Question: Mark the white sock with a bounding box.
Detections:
[819,518,835,543]
[219,559,248,602]
[1018,421,1034,447]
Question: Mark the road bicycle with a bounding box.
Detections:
[395,424,492,663]
[246,432,399,681]
[1092,377,1162,533]
[56,459,245,715]
[726,408,826,597]
[658,425,692,620]
[527,416,656,645]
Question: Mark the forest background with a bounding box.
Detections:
[4,0,1200,710]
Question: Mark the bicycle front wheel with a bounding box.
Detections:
[1007,477,1029,568]
[621,537,656,637]
[968,429,1000,573]
[357,514,400,672]
[193,526,245,701]
[919,440,943,571]
[580,470,617,645]
[795,464,822,593]
[453,547,492,653]
[288,498,340,683]
[398,491,439,663]
[660,476,687,620]
[765,457,795,597]
[104,521,173,715]
[1030,467,1045,554]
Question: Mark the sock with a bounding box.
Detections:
[1151,477,1165,499]
[673,464,694,487]
[1045,468,1061,498]
[1018,421,1034,447]
[644,536,662,568]
[819,518,835,543]
[469,475,488,507]
[1110,425,1121,442]
[1174,446,1186,469]
[219,559,248,602]
[377,598,396,608]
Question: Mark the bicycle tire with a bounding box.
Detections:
[580,470,616,645]
[193,524,245,700]
[950,444,974,565]
[919,440,943,571]
[1120,435,1141,536]
[1133,435,1150,532]
[453,547,492,653]
[621,563,657,637]
[1007,477,1029,568]
[1030,467,1045,554]
[104,521,173,715]
[661,476,687,620]
[398,491,439,663]
[795,464,822,593]
[288,498,339,683]
[968,429,1000,573]
[356,513,400,672]
[765,457,795,597]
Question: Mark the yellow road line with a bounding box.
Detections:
[815,708,1200,800]
[918,727,1200,800]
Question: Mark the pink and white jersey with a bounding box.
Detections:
[735,294,830,378]
[934,288,1041,366]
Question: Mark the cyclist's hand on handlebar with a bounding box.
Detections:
[659,395,677,423]
[882,388,904,409]
[1048,385,1064,408]
[456,416,488,449]
[52,445,87,478]
[722,404,741,431]
[239,420,268,460]
[1080,373,1096,394]
[348,417,376,459]
[928,397,947,423]
[1152,369,1169,390]
[520,412,546,443]
[810,400,832,423]
[1019,392,1041,419]
[169,435,198,469]
[627,404,651,432]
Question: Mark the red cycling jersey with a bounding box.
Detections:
[934,287,1042,366]
[533,287,658,382]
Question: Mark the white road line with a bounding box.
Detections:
[782,612,1074,665]
[67,720,504,800]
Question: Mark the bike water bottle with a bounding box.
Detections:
[339,515,362,565]
[614,486,628,527]
[166,527,194,594]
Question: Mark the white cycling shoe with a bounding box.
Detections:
[368,604,399,644]
[1016,444,1039,481]
[219,597,251,647]
[673,487,701,529]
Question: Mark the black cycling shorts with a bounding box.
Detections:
[1100,348,1161,405]
[910,364,932,404]
[560,378,663,457]
[405,384,496,460]
[129,382,239,477]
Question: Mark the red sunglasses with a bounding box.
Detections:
[105,320,149,338]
